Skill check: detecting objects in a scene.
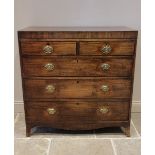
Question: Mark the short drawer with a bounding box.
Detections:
[22,57,133,77]
[80,41,135,55]
[24,78,131,99]
[26,101,129,130]
[20,41,76,55]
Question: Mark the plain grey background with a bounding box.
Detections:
[14,0,141,103]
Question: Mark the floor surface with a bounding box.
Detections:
[14,112,141,155]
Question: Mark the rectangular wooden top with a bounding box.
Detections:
[18,27,138,39]
[19,26,137,32]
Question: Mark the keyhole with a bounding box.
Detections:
[77,80,79,83]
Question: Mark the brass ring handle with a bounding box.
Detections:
[46,85,55,93]
[43,45,53,54]
[101,44,112,54]
[101,85,109,92]
[47,108,56,115]
[99,107,109,114]
[44,63,55,71]
[101,63,110,71]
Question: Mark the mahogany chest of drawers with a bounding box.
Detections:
[18,27,138,137]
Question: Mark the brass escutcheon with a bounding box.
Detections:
[101,63,110,70]
[101,44,112,54]
[47,108,56,115]
[43,45,53,54]
[99,107,109,114]
[44,63,55,71]
[101,85,109,92]
[46,85,55,93]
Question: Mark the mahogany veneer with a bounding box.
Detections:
[18,27,138,137]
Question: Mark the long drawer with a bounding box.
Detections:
[80,41,135,55]
[20,41,76,55]
[22,57,133,77]
[24,78,131,99]
[26,101,129,130]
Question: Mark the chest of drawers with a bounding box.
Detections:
[18,27,138,137]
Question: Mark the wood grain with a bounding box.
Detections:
[21,41,76,55]
[25,101,129,130]
[24,78,131,99]
[80,41,135,55]
[17,27,138,136]
[23,57,133,77]
[18,27,138,39]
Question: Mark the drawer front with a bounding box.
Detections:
[23,57,78,77]
[20,41,76,55]
[24,78,131,99]
[77,57,133,77]
[23,57,133,77]
[80,41,135,55]
[26,101,129,129]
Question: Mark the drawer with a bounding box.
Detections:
[24,78,131,99]
[26,101,129,130]
[77,57,133,77]
[23,57,78,77]
[23,57,133,77]
[20,41,76,55]
[80,41,135,55]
